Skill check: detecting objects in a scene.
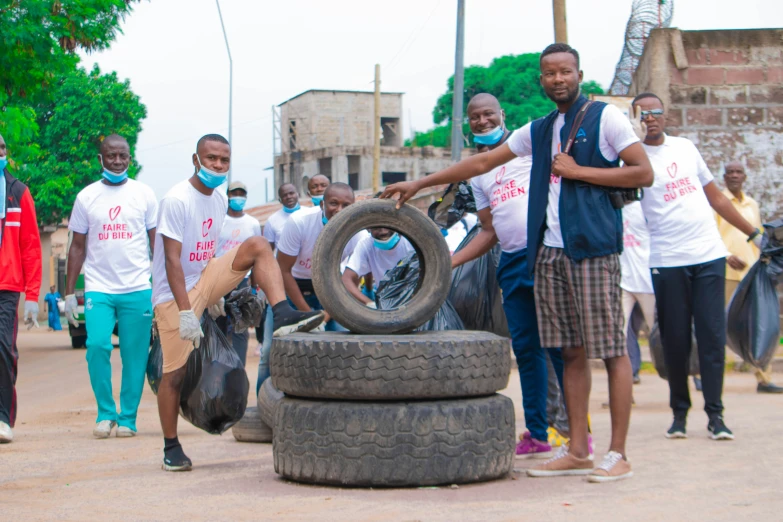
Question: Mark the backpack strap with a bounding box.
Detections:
[562,101,593,156]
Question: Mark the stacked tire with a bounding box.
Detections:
[269,331,515,487]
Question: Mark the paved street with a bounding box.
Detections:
[2,328,782,521]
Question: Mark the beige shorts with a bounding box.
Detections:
[154,246,247,373]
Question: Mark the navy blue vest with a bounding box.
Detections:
[525,95,624,273]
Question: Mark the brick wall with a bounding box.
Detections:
[632,29,783,220]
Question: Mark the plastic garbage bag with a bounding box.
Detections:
[427,181,476,229]
[377,253,464,331]
[448,225,509,337]
[146,313,249,434]
[225,286,266,334]
[648,321,700,380]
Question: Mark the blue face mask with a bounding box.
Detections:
[0,157,7,171]
[283,202,300,214]
[473,125,505,146]
[311,195,324,206]
[322,213,328,225]
[374,232,401,251]
[228,197,246,211]
[100,155,128,184]
[196,156,228,189]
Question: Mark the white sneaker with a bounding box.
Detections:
[93,420,117,439]
[116,426,136,438]
[0,421,13,443]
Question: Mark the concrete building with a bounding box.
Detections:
[273,89,470,194]
[630,27,783,219]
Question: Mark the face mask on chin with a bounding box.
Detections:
[373,232,401,251]
[99,155,129,184]
[283,202,301,214]
[0,157,8,171]
[195,155,228,189]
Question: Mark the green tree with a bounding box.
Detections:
[21,64,147,225]
[407,53,604,147]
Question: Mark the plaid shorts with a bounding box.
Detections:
[534,246,626,360]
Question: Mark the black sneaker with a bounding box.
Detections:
[665,416,687,439]
[162,446,193,472]
[272,303,325,337]
[757,382,783,394]
[707,415,734,441]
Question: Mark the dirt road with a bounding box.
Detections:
[2,329,782,521]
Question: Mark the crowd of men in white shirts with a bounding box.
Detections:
[0,42,777,484]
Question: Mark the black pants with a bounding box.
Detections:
[0,291,20,426]
[651,258,726,417]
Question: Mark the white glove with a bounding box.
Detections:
[752,232,763,249]
[64,294,79,327]
[630,105,647,141]
[179,310,204,348]
[208,297,226,319]
[24,301,39,329]
[365,301,377,309]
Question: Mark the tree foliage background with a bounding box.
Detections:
[0,0,146,225]
[408,53,604,147]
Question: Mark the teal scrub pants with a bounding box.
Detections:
[84,290,153,432]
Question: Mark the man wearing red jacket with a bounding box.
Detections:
[0,134,42,443]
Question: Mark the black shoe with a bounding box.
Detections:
[162,445,193,472]
[693,377,702,391]
[707,415,734,441]
[272,302,325,337]
[665,416,687,439]
[757,382,783,394]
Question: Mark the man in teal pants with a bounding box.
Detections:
[65,134,158,439]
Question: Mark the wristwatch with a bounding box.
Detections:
[747,228,762,242]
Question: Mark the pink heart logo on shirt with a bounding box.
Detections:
[109,206,121,221]
[666,163,678,179]
[495,166,506,185]
[202,218,213,237]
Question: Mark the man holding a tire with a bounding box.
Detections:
[383,43,653,483]
[277,182,365,331]
[451,93,566,460]
[65,134,158,440]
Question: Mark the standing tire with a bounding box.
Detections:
[257,378,284,428]
[231,407,272,443]
[271,331,511,400]
[273,394,515,487]
[311,199,451,334]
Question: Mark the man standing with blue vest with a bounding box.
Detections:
[382,43,653,483]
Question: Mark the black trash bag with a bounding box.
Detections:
[377,253,464,331]
[648,321,700,380]
[145,314,249,435]
[427,181,476,229]
[448,225,509,337]
[225,286,266,334]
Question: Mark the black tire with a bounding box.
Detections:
[311,199,451,334]
[71,335,87,349]
[231,407,272,443]
[257,377,284,428]
[271,331,511,400]
[273,394,515,487]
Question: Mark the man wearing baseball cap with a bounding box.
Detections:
[214,180,262,365]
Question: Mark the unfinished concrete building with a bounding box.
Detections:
[272,89,468,194]
[630,28,783,219]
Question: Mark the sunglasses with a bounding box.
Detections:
[640,109,664,120]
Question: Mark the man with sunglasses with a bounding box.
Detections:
[631,93,762,442]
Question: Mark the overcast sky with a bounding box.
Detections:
[79,0,782,207]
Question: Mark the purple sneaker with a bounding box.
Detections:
[516,431,553,459]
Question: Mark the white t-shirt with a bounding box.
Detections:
[277,209,366,280]
[346,235,415,287]
[152,180,228,306]
[264,206,312,246]
[640,135,728,268]
[444,213,478,253]
[620,201,653,294]
[471,155,532,253]
[216,214,261,257]
[68,179,158,294]
[507,103,639,248]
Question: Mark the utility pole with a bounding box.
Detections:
[373,64,381,194]
[216,0,233,183]
[553,0,568,43]
[450,0,466,162]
